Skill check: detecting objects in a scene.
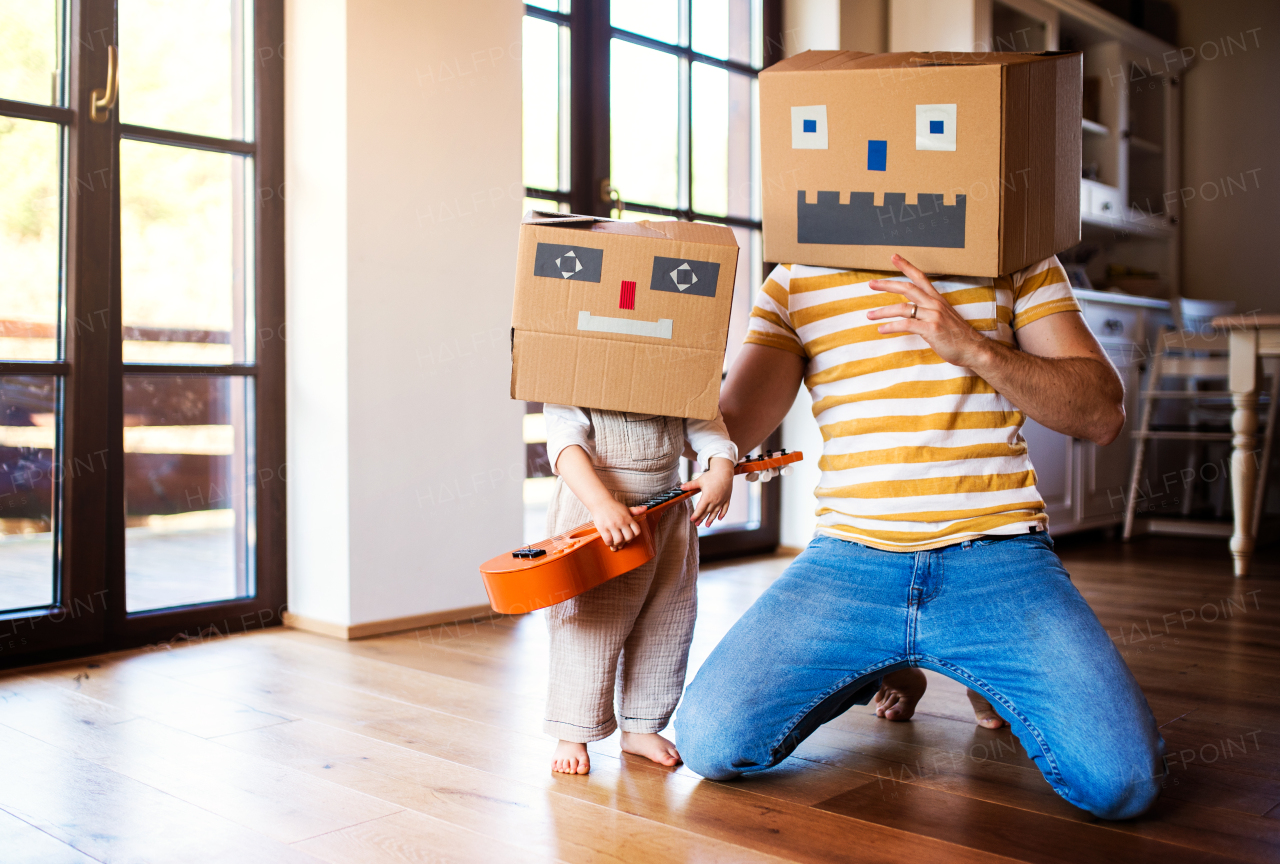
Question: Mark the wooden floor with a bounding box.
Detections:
[1,535,1278,863]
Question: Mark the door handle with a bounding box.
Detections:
[600,179,624,218]
[90,46,119,123]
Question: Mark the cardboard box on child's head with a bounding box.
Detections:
[761,50,1082,277]
[511,212,739,421]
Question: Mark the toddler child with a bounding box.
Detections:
[542,404,737,774]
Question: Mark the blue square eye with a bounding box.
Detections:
[867,140,887,172]
[930,120,944,134]
[803,119,817,133]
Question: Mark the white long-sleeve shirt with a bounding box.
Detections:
[543,405,738,475]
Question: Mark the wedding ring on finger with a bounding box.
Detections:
[909,301,918,319]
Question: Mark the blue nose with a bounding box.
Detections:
[868,140,887,172]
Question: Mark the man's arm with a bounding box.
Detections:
[718,343,806,455]
[866,254,1125,446]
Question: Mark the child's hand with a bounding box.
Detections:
[682,457,735,528]
[590,497,650,551]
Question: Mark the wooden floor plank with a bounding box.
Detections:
[17,657,297,739]
[815,782,1245,864]
[216,716,796,863]
[0,808,101,864]
[0,677,405,845]
[0,724,328,863]
[291,809,557,864]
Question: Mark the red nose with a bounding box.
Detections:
[619,280,636,310]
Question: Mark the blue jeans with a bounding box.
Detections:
[675,533,1165,820]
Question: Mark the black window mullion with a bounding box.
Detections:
[608,28,762,78]
[524,5,568,27]
[0,362,72,375]
[569,0,610,217]
[525,185,571,204]
[122,365,257,377]
[0,99,74,125]
[119,123,256,156]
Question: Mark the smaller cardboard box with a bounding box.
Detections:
[511,213,739,421]
[760,50,1082,277]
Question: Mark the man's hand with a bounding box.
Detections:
[682,457,735,528]
[866,253,993,368]
[588,496,650,551]
[864,252,1124,445]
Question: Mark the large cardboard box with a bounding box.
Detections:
[760,50,1082,277]
[511,213,739,421]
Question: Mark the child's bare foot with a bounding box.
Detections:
[552,740,590,774]
[620,731,682,767]
[874,667,928,721]
[967,689,1008,729]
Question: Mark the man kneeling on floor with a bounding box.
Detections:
[674,254,1166,820]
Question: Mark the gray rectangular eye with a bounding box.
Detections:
[533,243,604,282]
[649,257,719,298]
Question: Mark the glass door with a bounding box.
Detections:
[116,0,258,616]
[0,0,284,666]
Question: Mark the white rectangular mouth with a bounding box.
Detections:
[577,311,673,340]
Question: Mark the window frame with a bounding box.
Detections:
[520,0,787,559]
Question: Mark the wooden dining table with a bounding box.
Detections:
[1212,314,1280,576]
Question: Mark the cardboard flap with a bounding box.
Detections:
[766,50,855,73]
[523,210,610,225]
[766,50,1080,74]
[639,220,738,247]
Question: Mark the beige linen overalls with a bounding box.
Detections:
[543,408,699,743]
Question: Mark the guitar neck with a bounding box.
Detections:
[633,449,799,517]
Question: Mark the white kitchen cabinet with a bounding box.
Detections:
[1022,289,1169,536]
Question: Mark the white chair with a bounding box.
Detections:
[1123,329,1278,540]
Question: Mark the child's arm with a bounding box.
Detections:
[682,410,739,528]
[555,445,649,551]
[544,405,647,551]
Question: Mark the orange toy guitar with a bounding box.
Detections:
[480,450,802,614]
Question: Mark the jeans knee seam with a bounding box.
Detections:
[766,659,906,761]
[920,655,1067,787]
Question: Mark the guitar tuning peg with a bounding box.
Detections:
[780,466,793,476]
[745,471,761,482]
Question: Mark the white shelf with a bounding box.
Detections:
[1128,136,1163,156]
[1081,118,1109,136]
[1080,211,1174,241]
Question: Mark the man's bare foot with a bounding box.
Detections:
[620,731,682,767]
[552,740,590,774]
[967,689,1008,729]
[874,667,928,721]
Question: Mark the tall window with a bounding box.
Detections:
[520,0,783,556]
[0,0,284,665]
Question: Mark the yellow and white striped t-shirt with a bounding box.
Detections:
[746,256,1080,552]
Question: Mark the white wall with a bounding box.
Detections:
[285,0,350,625]
[888,0,978,52]
[783,0,841,55]
[287,0,525,628]
[1168,0,1279,314]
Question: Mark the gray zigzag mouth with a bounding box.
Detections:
[798,191,967,248]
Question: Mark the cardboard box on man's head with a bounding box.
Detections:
[761,50,1082,277]
[511,212,739,421]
